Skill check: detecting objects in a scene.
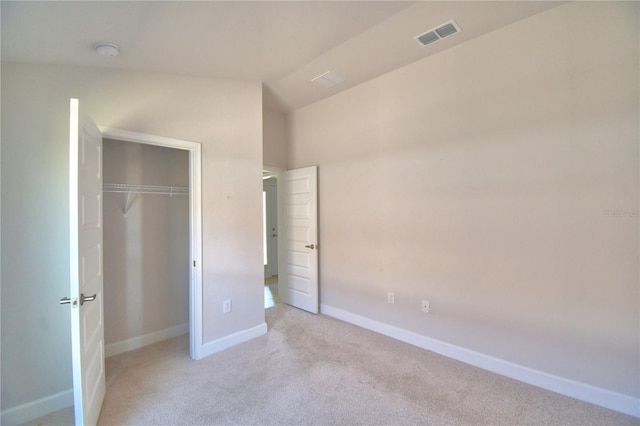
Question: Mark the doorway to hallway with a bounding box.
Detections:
[264,277,280,308]
[263,170,279,309]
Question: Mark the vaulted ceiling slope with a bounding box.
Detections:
[1,1,563,111]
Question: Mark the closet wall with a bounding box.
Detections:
[103,139,190,352]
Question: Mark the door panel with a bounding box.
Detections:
[69,98,105,425]
[278,166,318,314]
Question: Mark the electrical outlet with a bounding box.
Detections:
[223,299,232,313]
[388,292,395,304]
[421,300,430,313]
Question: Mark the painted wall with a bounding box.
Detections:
[102,139,189,348]
[1,64,264,415]
[289,2,639,399]
[263,87,288,169]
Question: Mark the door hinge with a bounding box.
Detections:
[193,260,196,267]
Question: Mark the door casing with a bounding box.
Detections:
[99,127,204,360]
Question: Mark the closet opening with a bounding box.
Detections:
[100,128,203,360]
[263,168,280,309]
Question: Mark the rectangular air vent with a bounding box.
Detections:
[415,20,461,47]
[416,31,439,47]
[311,71,345,88]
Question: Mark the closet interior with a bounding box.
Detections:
[102,139,190,357]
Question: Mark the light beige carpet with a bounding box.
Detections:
[25,304,639,425]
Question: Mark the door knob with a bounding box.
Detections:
[305,244,316,250]
[80,293,97,306]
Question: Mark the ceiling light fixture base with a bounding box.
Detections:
[95,42,119,57]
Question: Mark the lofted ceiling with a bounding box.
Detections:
[1,1,563,112]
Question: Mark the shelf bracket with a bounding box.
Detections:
[123,191,138,217]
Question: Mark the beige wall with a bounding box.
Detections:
[289,2,639,398]
[262,86,288,169]
[102,139,189,346]
[1,63,264,410]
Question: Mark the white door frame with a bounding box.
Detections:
[263,166,282,179]
[100,127,204,360]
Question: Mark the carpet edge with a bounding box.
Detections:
[320,303,639,418]
[199,322,268,359]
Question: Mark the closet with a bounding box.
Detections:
[102,139,190,356]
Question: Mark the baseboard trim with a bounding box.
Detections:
[199,322,268,359]
[320,304,639,418]
[105,322,189,358]
[1,388,73,426]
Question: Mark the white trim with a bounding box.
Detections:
[263,165,283,180]
[105,323,189,358]
[0,389,73,426]
[320,304,640,418]
[101,127,197,150]
[99,127,204,360]
[199,323,268,359]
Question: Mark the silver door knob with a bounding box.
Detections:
[80,293,97,306]
[305,244,316,249]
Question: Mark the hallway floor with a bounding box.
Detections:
[264,276,279,308]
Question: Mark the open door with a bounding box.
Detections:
[277,166,319,314]
[63,98,106,425]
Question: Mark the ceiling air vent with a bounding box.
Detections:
[415,20,461,47]
[311,71,345,88]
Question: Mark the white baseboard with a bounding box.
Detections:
[320,304,640,418]
[199,322,268,359]
[1,388,73,426]
[105,322,189,358]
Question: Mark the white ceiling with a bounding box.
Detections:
[2,1,563,112]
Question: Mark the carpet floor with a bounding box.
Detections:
[25,304,639,425]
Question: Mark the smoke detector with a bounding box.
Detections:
[415,20,461,47]
[95,42,119,57]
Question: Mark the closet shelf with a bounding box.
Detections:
[103,183,189,195]
[103,183,189,216]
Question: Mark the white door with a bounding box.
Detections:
[66,98,106,425]
[277,166,318,314]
